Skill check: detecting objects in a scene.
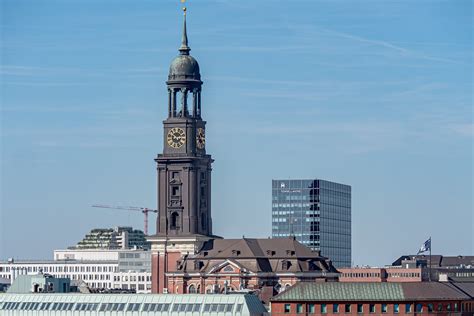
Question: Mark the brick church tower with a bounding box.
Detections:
[147,6,218,294]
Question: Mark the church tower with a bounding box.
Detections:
[148,5,217,294]
[155,8,213,238]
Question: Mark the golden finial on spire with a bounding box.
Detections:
[178,0,190,55]
[181,0,187,15]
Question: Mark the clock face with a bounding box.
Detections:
[196,128,205,149]
[167,127,186,148]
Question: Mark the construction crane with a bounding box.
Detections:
[92,204,158,235]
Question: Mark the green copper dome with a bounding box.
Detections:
[168,54,200,81]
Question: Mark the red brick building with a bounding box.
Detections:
[270,281,474,315]
[147,235,339,304]
[339,267,424,283]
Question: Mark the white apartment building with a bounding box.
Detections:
[0,249,151,293]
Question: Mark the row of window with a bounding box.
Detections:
[341,272,382,278]
[271,179,350,192]
[113,275,150,282]
[283,302,461,314]
[0,301,244,313]
[0,265,118,273]
[119,253,144,259]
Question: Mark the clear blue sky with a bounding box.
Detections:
[1,0,472,266]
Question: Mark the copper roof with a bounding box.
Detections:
[271,282,474,302]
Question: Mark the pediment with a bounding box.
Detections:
[169,178,182,185]
[208,259,250,274]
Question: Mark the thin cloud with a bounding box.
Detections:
[449,123,474,137]
[318,28,465,65]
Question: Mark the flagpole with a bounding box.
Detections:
[429,237,432,282]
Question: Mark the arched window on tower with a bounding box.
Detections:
[201,213,207,230]
[170,212,180,230]
[176,88,190,117]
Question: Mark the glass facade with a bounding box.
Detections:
[272,179,351,267]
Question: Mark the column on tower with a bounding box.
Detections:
[168,88,172,117]
[197,91,201,117]
[192,89,198,117]
[171,88,177,117]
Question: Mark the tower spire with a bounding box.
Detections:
[179,2,190,55]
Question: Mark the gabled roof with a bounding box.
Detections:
[271,282,474,302]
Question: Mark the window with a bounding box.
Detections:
[296,304,303,314]
[188,284,197,293]
[284,304,291,313]
[333,304,339,313]
[201,214,207,230]
[394,304,399,313]
[170,212,179,229]
[127,303,141,312]
[405,304,412,313]
[428,304,434,312]
[437,303,443,311]
[321,303,327,314]
[416,304,423,313]
[345,304,351,313]
[447,303,451,311]
[369,304,375,313]
[357,304,363,313]
[454,303,458,312]
[308,304,315,313]
[382,304,387,313]
[171,186,180,196]
[235,304,243,313]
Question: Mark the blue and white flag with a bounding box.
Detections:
[417,237,431,254]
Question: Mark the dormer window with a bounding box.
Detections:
[309,261,319,271]
[194,261,204,270]
[282,260,292,270]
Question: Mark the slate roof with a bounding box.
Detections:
[449,282,474,297]
[401,282,472,300]
[271,282,474,302]
[196,238,320,259]
[172,237,338,275]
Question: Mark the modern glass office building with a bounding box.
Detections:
[272,179,351,267]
